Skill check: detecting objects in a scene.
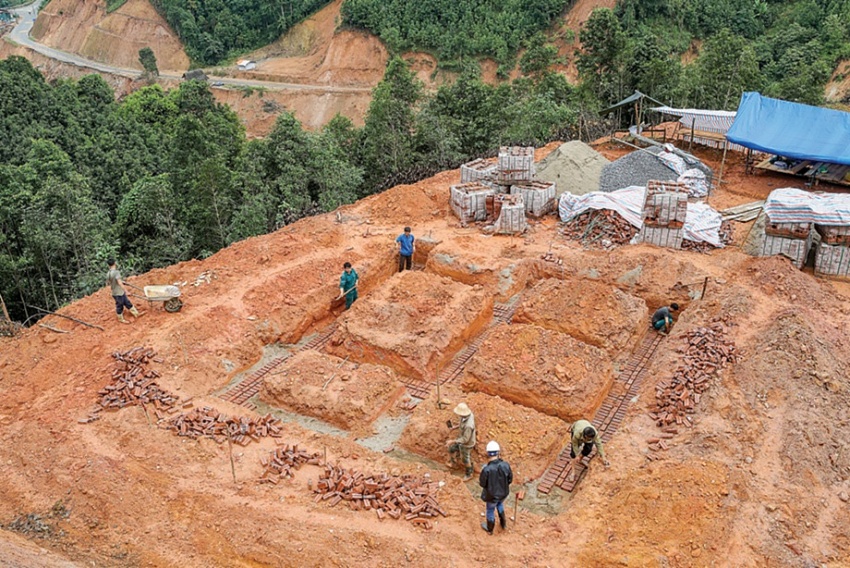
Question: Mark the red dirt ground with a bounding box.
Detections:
[3,142,850,566]
[326,271,494,380]
[512,277,649,356]
[397,387,571,483]
[260,350,406,432]
[461,323,615,421]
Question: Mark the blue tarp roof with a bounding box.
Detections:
[726,92,850,166]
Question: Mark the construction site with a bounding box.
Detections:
[2,133,850,568]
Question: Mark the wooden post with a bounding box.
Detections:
[689,117,696,152]
[701,277,709,300]
[0,292,9,322]
[226,430,237,483]
[716,138,729,197]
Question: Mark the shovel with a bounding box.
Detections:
[331,285,358,308]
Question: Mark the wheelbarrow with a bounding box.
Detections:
[127,283,183,313]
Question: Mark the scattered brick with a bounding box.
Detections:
[167,407,283,445]
[314,464,445,529]
[649,320,738,440]
[258,443,322,484]
[85,347,179,424]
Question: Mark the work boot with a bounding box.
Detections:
[129,306,142,318]
[463,467,473,482]
[481,520,494,535]
[117,313,130,325]
[498,511,507,530]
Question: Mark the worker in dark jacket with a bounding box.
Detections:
[479,440,512,534]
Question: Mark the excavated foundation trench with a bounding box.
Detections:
[214,246,692,510]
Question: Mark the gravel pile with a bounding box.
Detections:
[599,146,712,193]
[536,140,608,196]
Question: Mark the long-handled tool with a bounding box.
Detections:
[331,284,358,308]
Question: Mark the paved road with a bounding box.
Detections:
[7,2,372,94]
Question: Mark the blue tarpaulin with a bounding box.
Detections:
[726,92,850,166]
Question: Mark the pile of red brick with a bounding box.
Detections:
[650,321,738,428]
[681,221,734,254]
[259,444,322,484]
[82,347,180,423]
[314,464,446,529]
[562,210,637,248]
[167,407,283,445]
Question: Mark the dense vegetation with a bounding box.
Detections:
[577,0,850,108]
[341,0,570,71]
[149,0,332,65]
[0,55,581,322]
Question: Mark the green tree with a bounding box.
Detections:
[688,29,762,109]
[576,8,628,102]
[117,175,191,268]
[138,47,159,78]
[361,57,423,191]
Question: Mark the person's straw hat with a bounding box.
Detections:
[453,402,472,417]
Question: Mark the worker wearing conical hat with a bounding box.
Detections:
[447,402,477,481]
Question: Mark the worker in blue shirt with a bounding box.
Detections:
[395,226,415,272]
[338,262,359,310]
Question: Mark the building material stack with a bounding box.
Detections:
[815,224,850,278]
[511,180,556,217]
[497,146,536,186]
[492,194,527,234]
[450,182,497,224]
[460,158,497,185]
[638,180,688,249]
[760,219,813,269]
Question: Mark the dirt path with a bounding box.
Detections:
[8,1,370,94]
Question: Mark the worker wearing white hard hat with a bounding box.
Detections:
[446,402,476,481]
[479,440,513,534]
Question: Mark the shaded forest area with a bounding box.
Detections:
[149,0,333,65]
[0,55,583,323]
[341,0,571,73]
[577,0,850,108]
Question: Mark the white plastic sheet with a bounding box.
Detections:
[558,187,724,247]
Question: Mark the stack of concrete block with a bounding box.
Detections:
[450,182,496,224]
[814,224,850,278]
[815,241,850,277]
[511,180,556,217]
[497,146,536,185]
[761,218,812,269]
[494,194,527,234]
[460,158,497,184]
[638,180,688,249]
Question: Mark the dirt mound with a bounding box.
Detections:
[535,140,608,196]
[513,278,648,355]
[32,0,189,72]
[397,388,570,481]
[260,350,405,431]
[233,0,388,88]
[462,323,614,421]
[327,271,493,380]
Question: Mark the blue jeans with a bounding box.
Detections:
[653,316,671,330]
[485,500,505,522]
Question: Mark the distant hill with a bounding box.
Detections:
[149,0,332,65]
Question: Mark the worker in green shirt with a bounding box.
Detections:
[568,419,609,481]
[338,262,359,310]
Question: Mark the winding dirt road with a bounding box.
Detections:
[7,2,372,94]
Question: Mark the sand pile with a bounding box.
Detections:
[536,140,608,196]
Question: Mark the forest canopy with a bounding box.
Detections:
[0,55,580,323]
